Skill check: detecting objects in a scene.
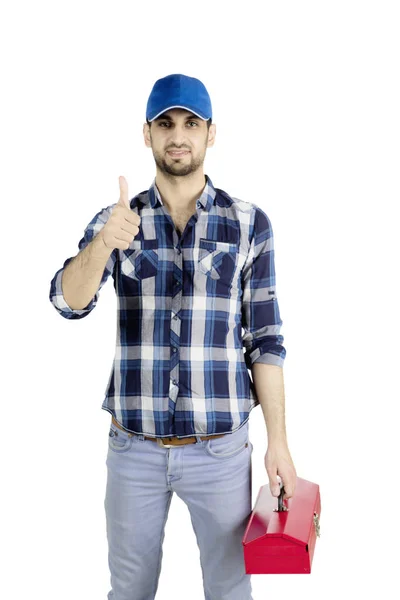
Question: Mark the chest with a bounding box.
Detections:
[169,208,197,236]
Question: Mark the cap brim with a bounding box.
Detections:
[148,105,209,121]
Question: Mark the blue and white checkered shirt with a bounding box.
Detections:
[49,174,286,438]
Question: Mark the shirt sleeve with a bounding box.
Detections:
[49,205,117,320]
[241,205,286,369]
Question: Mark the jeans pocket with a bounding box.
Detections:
[205,426,249,459]
[108,426,133,453]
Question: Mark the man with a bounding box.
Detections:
[49,73,297,600]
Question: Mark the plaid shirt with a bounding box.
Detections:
[49,174,286,438]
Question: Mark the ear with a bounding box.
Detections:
[143,122,152,148]
[207,123,216,148]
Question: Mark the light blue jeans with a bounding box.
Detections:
[104,419,254,600]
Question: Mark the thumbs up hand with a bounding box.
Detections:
[100,176,141,250]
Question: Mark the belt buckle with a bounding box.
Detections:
[156,437,176,449]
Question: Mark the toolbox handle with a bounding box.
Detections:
[275,481,288,512]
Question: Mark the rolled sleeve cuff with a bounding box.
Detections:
[250,351,285,368]
[242,324,286,370]
[50,268,97,320]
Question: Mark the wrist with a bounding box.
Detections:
[268,434,288,446]
[92,231,113,260]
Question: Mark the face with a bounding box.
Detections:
[143,108,216,177]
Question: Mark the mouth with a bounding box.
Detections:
[167,150,190,158]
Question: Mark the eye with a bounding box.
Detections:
[159,121,198,127]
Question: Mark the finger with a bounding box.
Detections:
[118,175,130,208]
[283,482,296,499]
[269,480,280,496]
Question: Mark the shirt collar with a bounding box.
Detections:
[140,174,216,212]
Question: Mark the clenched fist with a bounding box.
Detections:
[100,176,141,250]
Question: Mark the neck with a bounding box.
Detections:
[155,171,207,210]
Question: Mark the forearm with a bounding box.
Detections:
[61,232,113,310]
[251,362,287,444]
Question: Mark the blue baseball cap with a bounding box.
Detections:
[146,74,212,122]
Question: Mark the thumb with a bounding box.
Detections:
[117,175,130,208]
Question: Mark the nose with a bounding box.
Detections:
[168,127,190,149]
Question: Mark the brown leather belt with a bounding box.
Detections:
[112,416,226,447]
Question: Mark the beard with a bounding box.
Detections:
[152,146,206,178]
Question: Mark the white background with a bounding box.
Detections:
[1,1,399,598]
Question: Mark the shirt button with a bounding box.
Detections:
[172,379,177,385]
[172,348,177,353]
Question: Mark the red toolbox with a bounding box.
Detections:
[242,477,321,574]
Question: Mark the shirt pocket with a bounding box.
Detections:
[198,238,239,283]
[120,238,159,280]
